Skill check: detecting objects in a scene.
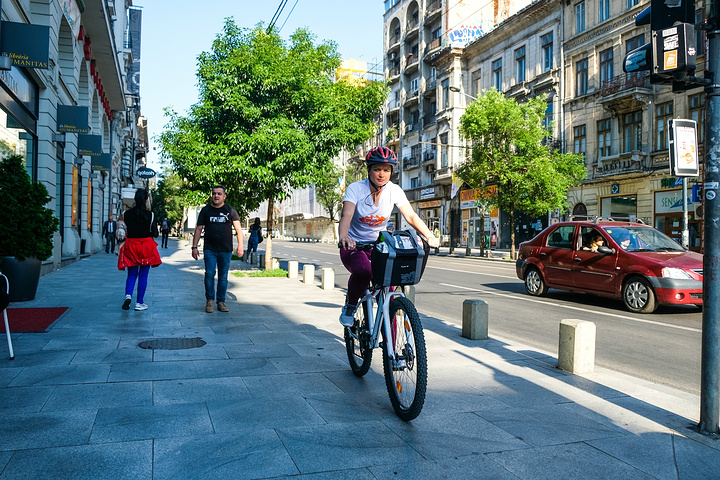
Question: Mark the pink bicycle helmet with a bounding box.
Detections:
[365,146,398,166]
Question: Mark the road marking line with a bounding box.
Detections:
[428,265,515,279]
[438,282,701,333]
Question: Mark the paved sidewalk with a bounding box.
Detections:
[0,238,718,479]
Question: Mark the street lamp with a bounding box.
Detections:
[448,86,485,257]
[449,85,478,102]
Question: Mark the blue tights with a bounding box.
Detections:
[125,265,150,303]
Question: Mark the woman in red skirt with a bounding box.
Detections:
[118,189,161,311]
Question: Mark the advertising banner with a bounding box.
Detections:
[668,119,699,177]
[92,153,111,171]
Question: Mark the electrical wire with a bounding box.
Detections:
[278,0,300,33]
[267,0,289,33]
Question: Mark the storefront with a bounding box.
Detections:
[460,188,499,248]
[0,67,38,180]
[654,187,702,251]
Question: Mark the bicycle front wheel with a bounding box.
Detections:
[344,302,373,376]
[382,296,427,421]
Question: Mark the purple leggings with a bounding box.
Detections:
[125,265,150,303]
[340,248,373,306]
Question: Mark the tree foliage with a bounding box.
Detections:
[457,90,586,256]
[158,21,386,266]
[0,155,59,260]
[152,170,194,232]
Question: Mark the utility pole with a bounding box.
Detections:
[700,0,720,435]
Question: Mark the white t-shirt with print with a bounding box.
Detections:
[344,179,409,242]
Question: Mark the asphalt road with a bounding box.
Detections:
[266,239,703,395]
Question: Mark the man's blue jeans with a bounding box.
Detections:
[203,249,232,302]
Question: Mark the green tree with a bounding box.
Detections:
[313,162,344,241]
[159,21,386,268]
[457,90,586,258]
[152,170,192,235]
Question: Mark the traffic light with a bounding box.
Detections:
[623,0,698,87]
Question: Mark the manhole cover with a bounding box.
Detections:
[138,338,206,350]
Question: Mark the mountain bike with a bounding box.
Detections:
[341,238,428,421]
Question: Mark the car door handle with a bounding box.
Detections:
[540,252,547,256]
[574,257,582,262]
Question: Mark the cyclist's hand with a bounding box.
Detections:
[339,236,356,250]
[427,236,440,248]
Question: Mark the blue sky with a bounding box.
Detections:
[133,0,385,170]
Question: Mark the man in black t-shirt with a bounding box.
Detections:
[191,185,244,313]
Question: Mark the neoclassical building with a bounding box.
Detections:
[0,0,146,272]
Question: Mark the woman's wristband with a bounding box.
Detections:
[191,246,198,249]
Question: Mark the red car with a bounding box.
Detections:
[515,220,703,313]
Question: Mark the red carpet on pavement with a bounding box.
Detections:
[1,307,68,333]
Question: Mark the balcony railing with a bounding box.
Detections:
[388,34,400,46]
[426,0,441,16]
[425,37,441,54]
[599,72,650,96]
[403,155,420,169]
[389,66,401,77]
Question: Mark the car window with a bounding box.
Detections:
[547,225,575,249]
[580,227,607,251]
[605,226,685,252]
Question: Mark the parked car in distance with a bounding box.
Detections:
[515,219,703,313]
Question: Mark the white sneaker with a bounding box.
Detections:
[339,304,357,327]
[134,303,148,311]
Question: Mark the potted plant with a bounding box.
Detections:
[0,154,59,301]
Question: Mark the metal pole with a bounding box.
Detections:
[700,0,720,434]
[682,177,689,249]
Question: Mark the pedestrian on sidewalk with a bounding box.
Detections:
[191,185,244,313]
[247,217,262,256]
[160,216,170,248]
[117,189,161,311]
[102,215,116,254]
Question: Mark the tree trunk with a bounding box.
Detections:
[510,210,516,260]
[265,197,275,270]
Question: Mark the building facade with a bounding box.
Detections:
[562,0,704,252]
[0,0,146,272]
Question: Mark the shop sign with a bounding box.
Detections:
[78,134,102,156]
[661,177,684,188]
[137,167,156,179]
[57,105,89,133]
[611,183,620,194]
[0,22,50,69]
[420,187,435,199]
[419,200,441,209]
[91,153,111,171]
[655,189,698,214]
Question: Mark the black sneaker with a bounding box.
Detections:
[122,295,132,310]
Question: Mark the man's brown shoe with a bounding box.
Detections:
[205,299,214,313]
[217,301,229,312]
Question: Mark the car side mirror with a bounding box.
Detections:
[597,245,615,254]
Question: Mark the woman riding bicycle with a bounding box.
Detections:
[338,146,439,327]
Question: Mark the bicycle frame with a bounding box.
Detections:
[360,286,406,360]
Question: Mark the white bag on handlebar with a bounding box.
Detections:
[371,230,427,287]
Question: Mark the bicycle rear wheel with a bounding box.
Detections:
[344,302,373,376]
[382,296,427,421]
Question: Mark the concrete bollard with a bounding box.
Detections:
[321,268,334,290]
[302,264,315,285]
[462,299,488,340]
[259,253,266,268]
[251,252,258,265]
[403,285,416,305]
[288,261,298,279]
[558,319,596,374]
[271,257,279,270]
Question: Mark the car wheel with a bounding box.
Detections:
[524,267,548,296]
[622,276,657,313]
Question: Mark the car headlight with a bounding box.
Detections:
[662,267,693,279]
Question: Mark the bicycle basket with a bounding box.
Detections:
[371,230,428,287]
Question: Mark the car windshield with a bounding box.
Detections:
[605,226,685,252]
